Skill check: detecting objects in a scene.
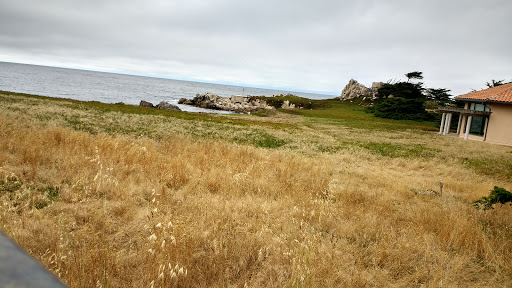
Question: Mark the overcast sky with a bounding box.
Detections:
[0,0,511,96]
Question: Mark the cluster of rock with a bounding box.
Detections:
[178,93,275,114]
[139,100,181,111]
[270,94,297,109]
[281,100,296,109]
[339,79,384,101]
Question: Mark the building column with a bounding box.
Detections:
[456,114,463,135]
[439,113,446,134]
[483,117,489,141]
[464,115,472,140]
[444,113,452,135]
[460,115,467,137]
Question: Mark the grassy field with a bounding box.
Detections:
[1,91,511,287]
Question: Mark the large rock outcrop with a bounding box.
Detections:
[139,100,155,108]
[179,93,275,114]
[139,100,181,111]
[339,79,383,101]
[156,101,181,111]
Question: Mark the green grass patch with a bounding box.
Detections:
[63,114,98,134]
[341,141,440,158]
[279,100,437,131]
[232,131,287,148]
[461,157,512,181]
[253,133,287,148]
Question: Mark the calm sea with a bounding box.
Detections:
[0,62,335,113]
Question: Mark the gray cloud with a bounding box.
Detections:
[1,0,511,95]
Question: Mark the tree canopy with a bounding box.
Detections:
[486,79,506,88]
[405,71,423,82]
[369,71,448,121]
[371,75,428,120]
[426,88,452,105]
[377,82,425,100]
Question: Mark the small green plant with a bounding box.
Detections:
[0,176,22,195]
[34,200,49,210]
[473,186,512,210]
[43,185,60,201]
[34,185,61,209]
[254,133,286,148]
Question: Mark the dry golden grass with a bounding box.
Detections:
[1,92,512,287]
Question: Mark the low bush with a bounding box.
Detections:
[473,186,512,210]
[249,95,325,110]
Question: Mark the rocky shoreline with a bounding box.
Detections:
[139,93,308,114]
[178,93,276,114]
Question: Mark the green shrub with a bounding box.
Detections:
[373,97,430,121]
[473,186,512,210]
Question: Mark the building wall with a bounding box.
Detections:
[486,103,512,146]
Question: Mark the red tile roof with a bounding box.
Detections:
[456,83,512,104]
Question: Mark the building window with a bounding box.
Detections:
[467,103,489,137]
[469,116,486,136]
[469,103,490,112]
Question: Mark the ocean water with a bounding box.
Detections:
[0,61,335,113]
